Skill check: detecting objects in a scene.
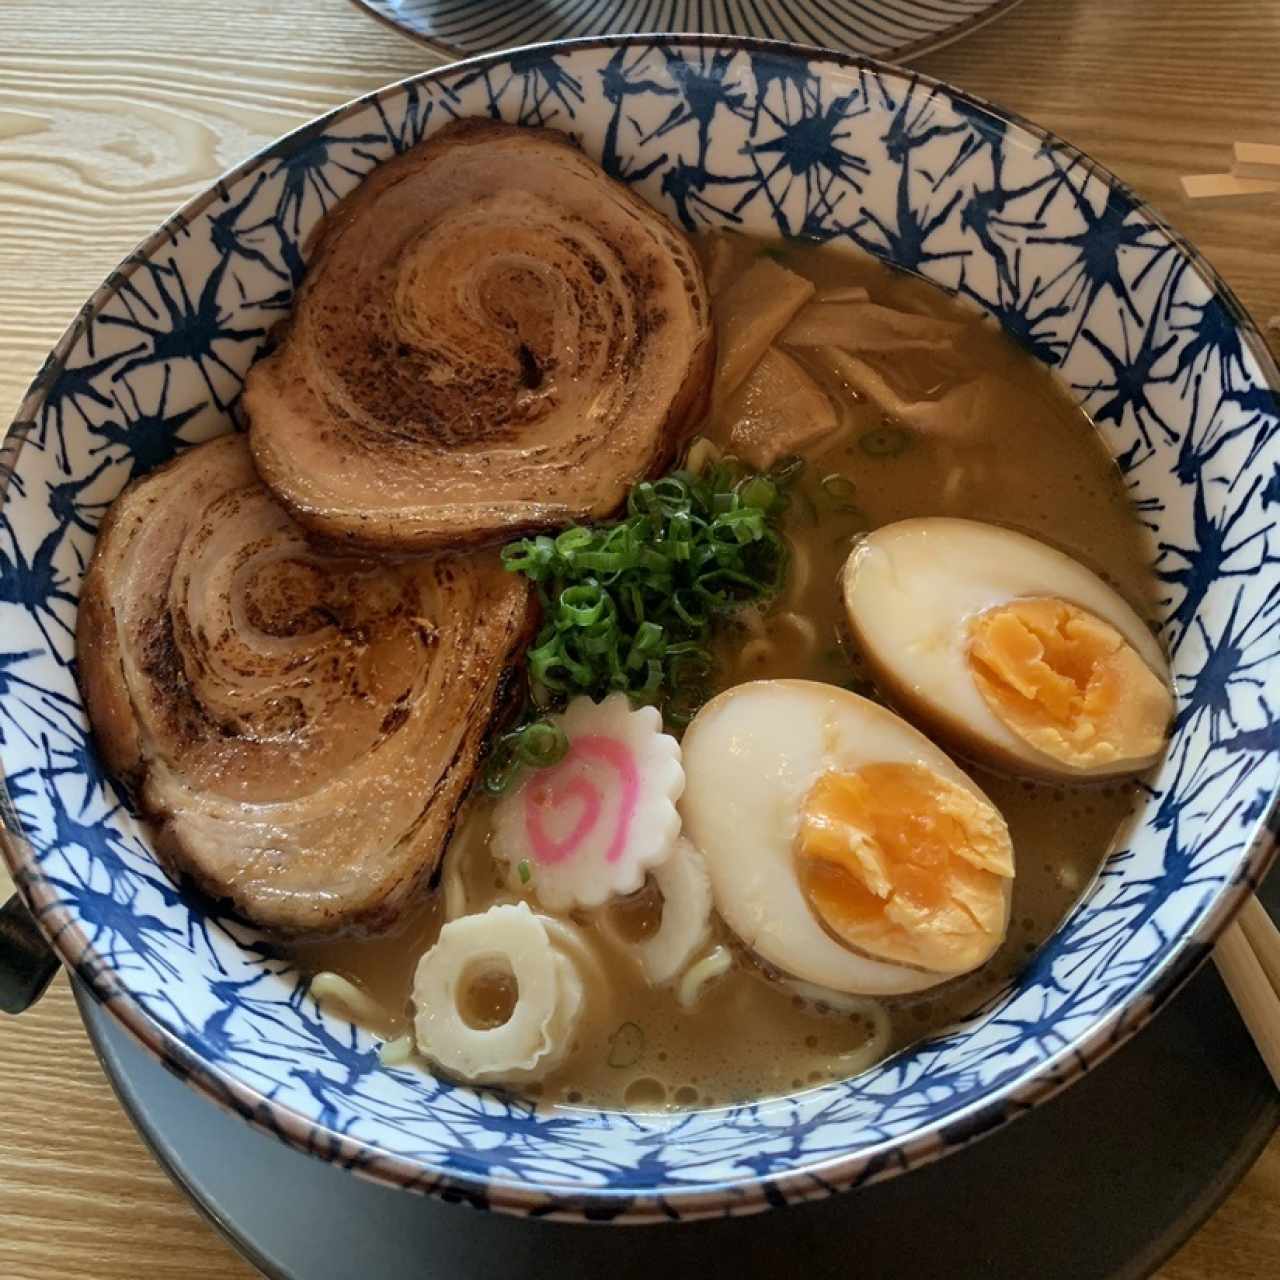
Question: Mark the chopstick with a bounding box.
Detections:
[1233,142,1280,181]
[1181,173,1279,203]
[1181,139,1280,205]
[1239,895,1280,994]
[1214,895,1280,1089]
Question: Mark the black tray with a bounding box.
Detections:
[75,874,1280,1280]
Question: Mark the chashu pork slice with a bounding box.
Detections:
[244,118,714,553]
[77,434,535,937]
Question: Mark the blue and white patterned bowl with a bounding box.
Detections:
[2,36,1278,1223]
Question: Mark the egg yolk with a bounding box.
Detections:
[967,597,1172,772]
[795,763,1014,975]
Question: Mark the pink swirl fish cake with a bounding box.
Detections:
[493,693,685,911]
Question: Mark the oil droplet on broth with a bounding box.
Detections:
[624,1078,668,1110]
[458,964,518,1031]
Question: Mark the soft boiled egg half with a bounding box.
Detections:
[680,680,1014,996]
[842,518,1174,780]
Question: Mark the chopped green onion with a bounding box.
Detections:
[653,476,691,512]
[627,482,658,518]
[517,859,532,885]
[710,455,746,489]
[554,526,594,558]
[559,582,607,627]
[859,424,913,458]
[768,454,805,486]
[497,455,788,735]
[737,474,778,512]
[664,685,708,728]
[820,473,858,504]
[668,645,713,682]
[685,436,721,475]
[667,594,701,632]
[514,721,568,768]
[483,742,523,794]
[482,718,569,793]
[625,620,665,668]
[500,534,557,579]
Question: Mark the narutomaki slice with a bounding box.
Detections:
[244,118,715,553]
[76,434,535,937]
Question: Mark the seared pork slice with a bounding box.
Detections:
[244,118,714,553]
[77,434,535,937]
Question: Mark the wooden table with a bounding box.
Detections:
[0,0,1277,1275]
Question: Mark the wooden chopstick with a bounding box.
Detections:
[1181,173,1280,203]
[1239,895,1280,994]
[1181,140,1280,204]
[1215,898,1280,1089]
[1233,141,1280,181]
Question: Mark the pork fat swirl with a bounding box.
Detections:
[245,119,715,552]
[76,434,536,936]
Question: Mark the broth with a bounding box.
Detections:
[295,234,1161,1111]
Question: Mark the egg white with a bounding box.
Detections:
[679,679,1012,996]
[842,517,1171,779]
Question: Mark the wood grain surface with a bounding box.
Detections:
[1,1,1278,1277]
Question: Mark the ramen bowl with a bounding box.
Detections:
[2,35,1278,1222]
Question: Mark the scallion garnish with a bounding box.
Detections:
[482,743,523,795]
[491,451,798,776]
[483,718,568,791]
[514,721,569,768]
[768,454,805,486]
[820,473,857,505]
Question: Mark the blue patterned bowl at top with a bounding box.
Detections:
[352,0,1026,62]
[2,36,1278,1223]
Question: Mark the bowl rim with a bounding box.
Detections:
[3,30,1278,1222]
